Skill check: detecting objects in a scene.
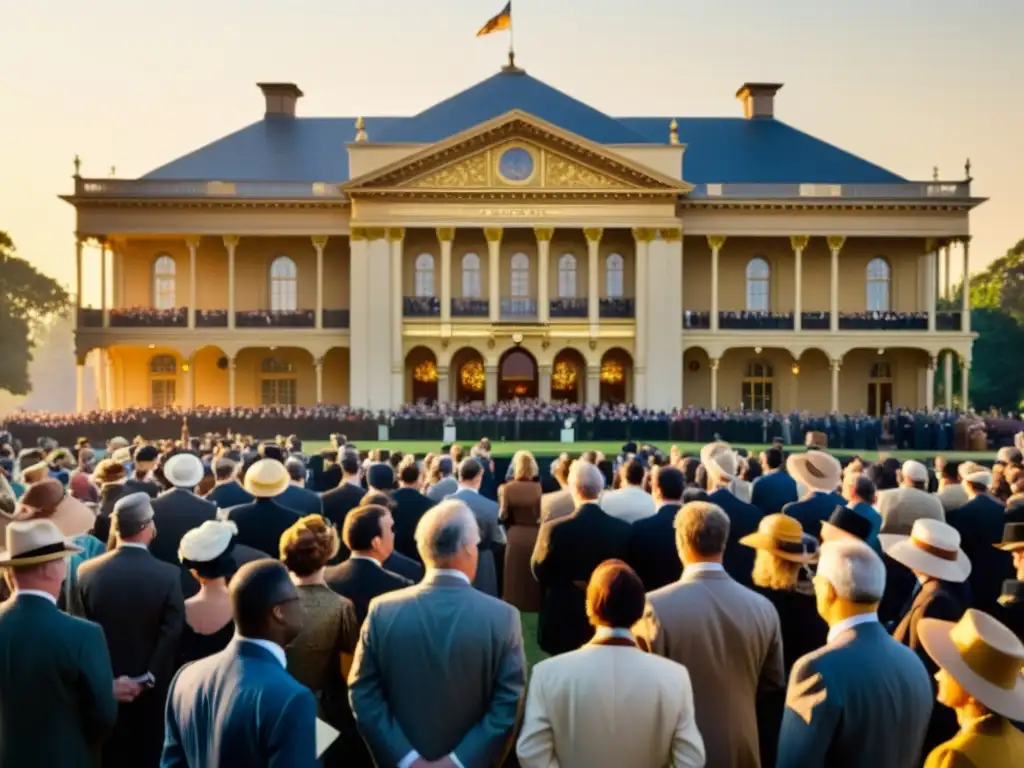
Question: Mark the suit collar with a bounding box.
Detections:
[14,590,58,607]
[680,564,730,583]
[574,502,605,517]
[588,636,638,648]
[233,637,285,667]
[656,502,681,517]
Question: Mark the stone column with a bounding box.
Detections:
[830,358,842,412]
[944,351,954,410]
[960,356,971,411]
[961,237,971,333]
[485,228,502,322]
[944,244,952,300]
[106,354,115,410]
[790,235,808,331]
[485,364,498,404]
[437,364,450,405]
[633,228,656,407]
[388,228,406,408]
[312,236,328,329]
[223,236,238,329]
[707,236,725,331]
[827,236,846,332]
[186,237,199,329]
[227,356,237,409]
[926,241,937,332]
[586,364,600,405]
[75,355,85,413]
[709,357,720,410]
[535,228,553,323]
[100,239,109,328]
[538,364,552,402]
[349,229,370,407]
[75,236,83,313]
[437,228,454,323]
[314,356,324,404]
[185,356,195,408]
[584,228,603,328]
[925,356,937,411]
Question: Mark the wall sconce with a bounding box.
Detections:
[791,364,800,376]
[754,346,762,355]
[877,348,885,355]
[182,363,190,373]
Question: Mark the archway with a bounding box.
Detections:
[405,346,439,404]
[551,348,586,403]
[499,348,538,399]
[450,347,486,403]
[600,348,633,404]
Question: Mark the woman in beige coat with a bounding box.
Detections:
[500,450,543,612]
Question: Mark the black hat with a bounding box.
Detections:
[366,463,395,491]
[135,445,159,463]
[994,523,1024,552]
[823,505,873,542]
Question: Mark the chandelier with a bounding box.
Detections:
[600,360,625,384]
[460,360,485,392]
[413,360,438,383]
[551,360,578,391]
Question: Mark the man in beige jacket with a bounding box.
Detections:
[518,559,704,768]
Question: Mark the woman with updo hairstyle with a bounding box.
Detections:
[500,450,543,612]
[178,519,240,665]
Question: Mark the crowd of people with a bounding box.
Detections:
[0,425,1022,767]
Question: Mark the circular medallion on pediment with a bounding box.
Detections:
[498,147,535,183]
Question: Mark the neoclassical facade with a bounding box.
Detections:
[66,66,981,414]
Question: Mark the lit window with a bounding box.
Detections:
[511,253,530,297]
[557,253,577,298]
[606,253,624,298]
[153,255,176,309]
[866,257,891,312]
[461,253,481,298]
[746,257,770,311]
[414,253,435,297]
[270,256,298,311]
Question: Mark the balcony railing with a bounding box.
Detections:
[839,313,927,331]
[77,308,103,328]
[322,309,350,328]
[937,311,962,331]
[718,312,795,330]
[403,297,440,318]
[235,309,315,328]
[73,177,345,199]
[500,297,537,320]
[801,313,831,330]
[110,307,187,328]
[451,298,489,318]
[691,181,973,200]
[549,298,588,319]
[599,297,635,319]
[197,309,228,328]
[682,310,965,332]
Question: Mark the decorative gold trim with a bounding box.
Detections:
[484,227,503,243]
[669,119,679,146]
[534,227,554,242]
[311,235,329,249]
[222,235,240,248]
[386,228,405,243]
[706,235,727,250]
[354,117,368,143]
[435,227,455,243]
[826,235,847,251]
[184,236,201,248]
[365,227,387,241]
[659,228,683,241]
[350,228,367,241]
[583,227,604,243]
[789,235,809,250]
[631,228,656,243]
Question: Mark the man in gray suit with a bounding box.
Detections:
[448,459,506,596]
[426,456,458,503]
[777,539,932,768]
[349,499,527,768]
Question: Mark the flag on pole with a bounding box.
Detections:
[477,1,512,37]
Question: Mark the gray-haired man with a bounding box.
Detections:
[349,500,526,768]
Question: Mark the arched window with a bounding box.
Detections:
[511,252,530,297]
[153,255,176,310]
[557,253,577,298]
[270,256,298,311]
[606,253,624,298]
[260,356,297,405]
[461,253,481,298]
[414,253,435,297]
[149,354,177,407]
[866,257,891,312]
[746,257,770,311]
[742,359,774,411]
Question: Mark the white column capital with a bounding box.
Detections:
[534,227,554,243]
[631,227,657,244]
[483,227,503,244]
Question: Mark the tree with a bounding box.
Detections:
[0,231,71,395]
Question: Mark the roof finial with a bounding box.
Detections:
[932,165,939,182]
[964,157,972,181]
[109,165,116,178]
[73,154,81,178]
[354,116,367,142]
[669,119,679,145]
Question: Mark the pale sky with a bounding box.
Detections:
[2,0,1020,305]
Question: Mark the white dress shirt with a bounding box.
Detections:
[826,613,878,644]
[592,626,635,642]
[237,637,286,668]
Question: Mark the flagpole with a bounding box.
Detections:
[508,1,515,68]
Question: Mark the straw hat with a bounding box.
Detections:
[243,459,291,499]
[958,461,984,480]
[15,479,95,538]
[109,446,132,465]
[92,459,127,486]
[880,518,972,583]
[0,518,83,567]
[787,451,842,493]
[994,523,1024,553]
[919,609,1024,720]
[163,453,205,489]
[700,441,740,482]
[740,514,818,564]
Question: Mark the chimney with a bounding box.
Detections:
[736,82,783,119]
[257,83,304,118]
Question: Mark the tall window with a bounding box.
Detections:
[260,356,297,406]
[414,253,435,297]
[866,257,891,312]
[153,255,176,310]
[461,253,481,298]
[746,257,770,311]
[511,253,530,297]
[557,253,577,298]
[868,361,893,417]
[149,354,177,407]
[270,256,297,311]
[742,360,774,411]
[606,253,624,298]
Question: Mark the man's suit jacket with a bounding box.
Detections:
[321,481,367,559]
[876,486,945,534]
[539,488,574,523]
[225,498,300,558]
[629,502,683,592]
[381,551,424,583]
[348,571,527,767]
[150,488,219,597]
[532,502,632,655]
[599,485,657,523]
[326,557,413,625]
[162,639,318,767]
[390,487,434,562]
[517,639,705,768]
[634,568,785,768]
[279,484,323,516]
[449,487,506,597]
[946,493,1011,614]
[125,476,161,498]
[924,713,1024,768]
[777,621,933,768]
[751,471,799,517]
[708,488,764,589]
[0,594,118,768]
[937,483,969,514]
[205,481,253,510]
[426,476,458,503]
[783,491,847,541]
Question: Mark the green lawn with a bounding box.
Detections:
[520,612,548,670]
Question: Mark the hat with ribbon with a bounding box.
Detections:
[880,518,972,583]
[700,441,740,482]
[0,518,83,568]
[994,523,1024,553]
[787,450,843,493]
[243,458,291,499]
[14,479,95,538]
[739,513,818,564]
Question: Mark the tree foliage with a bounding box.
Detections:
[0,231,71,395]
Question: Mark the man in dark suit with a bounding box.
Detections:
[204,456,253,509]
[326,504,412,625]
[629,466,685,592]
[448,459,506,597]
[0,519,122,768]
[124,444,161,498]
[751,447,798,516]
[321,452,367,557]
[532,462,631,655]
[163,560,316,766]
[947,470,1011,614]
[390,462,434,563]
[73,492,185,768]
[703,447,763,589]
[783,450,846,540]
[226,459,300,558]
[279,457,323,516]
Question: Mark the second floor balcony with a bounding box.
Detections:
[451,298,489,318]
[501,297,537,321]
[549,298,588,319]
[599,298,635,319]
[235,309,315,328]
[404,296,440,318]
[683,310,966,332]
[109,307,187,328]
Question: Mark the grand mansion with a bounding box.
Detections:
[66,60,981,414]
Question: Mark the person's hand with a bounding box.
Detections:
[113,676,142,702]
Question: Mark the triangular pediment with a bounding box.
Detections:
[343,110,691,197]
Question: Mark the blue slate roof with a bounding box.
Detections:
[143,69,906,185]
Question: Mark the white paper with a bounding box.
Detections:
[316,718,340,758]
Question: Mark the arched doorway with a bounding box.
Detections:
[868,361,893,417]
[600,349,632,404]
[499,348,538,399]
[406,347,439,404]
[551,348,586,403]
[450,347,486,403]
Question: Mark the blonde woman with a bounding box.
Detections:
[500,450,543,612]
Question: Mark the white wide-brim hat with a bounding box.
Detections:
[880,517,972,583]
[787,451,842,493]
[163,453,205,489]
[700,441,739,481]
[243,459,290,499]
[0,518,83,568]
